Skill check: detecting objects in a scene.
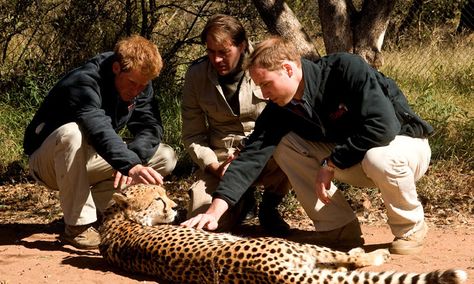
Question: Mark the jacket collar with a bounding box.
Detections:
[205,57,265,101]
[301,58,321,103]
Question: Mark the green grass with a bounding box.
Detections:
[0,104,27,162]
[156,91,194,177]
[0,103,32,183]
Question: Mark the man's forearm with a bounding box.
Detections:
[206,198,229,222]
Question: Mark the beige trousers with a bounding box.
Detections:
[273,132,431,238]
[188,155,290,230]
[28,122,177,226]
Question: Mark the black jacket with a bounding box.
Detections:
[214,53,433,206]
[23,52,163,175]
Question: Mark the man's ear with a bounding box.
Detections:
[112,62,121,75]
[282,62,294,77]
[238,41,247,54]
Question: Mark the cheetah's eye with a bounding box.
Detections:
[155,197,165,205]
[154,197,177,211]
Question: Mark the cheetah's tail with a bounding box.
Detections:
[327,268,467,284]
[391,269,467,284]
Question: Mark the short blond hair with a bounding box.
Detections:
[114,35,163,79]
[244,37,301,71]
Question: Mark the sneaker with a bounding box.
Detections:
[60,224,100,250]
[390,221,428,255]
[301,219,365,249]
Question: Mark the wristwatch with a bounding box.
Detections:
[320,157,335,170]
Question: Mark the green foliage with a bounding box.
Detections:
[0,65,56,109]
[0,103,31,182]
[155,87,193,177]
[417,0,464,25]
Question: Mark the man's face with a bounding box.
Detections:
[250,64,298,106]
[206,35,245,76]
[113,62,150,102]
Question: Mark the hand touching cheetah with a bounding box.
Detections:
[98,184,467,284]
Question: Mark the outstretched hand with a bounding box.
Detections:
[180,213,219,231]
[180,198,229,231]
[113,164,163,189]
[113,172,133,189]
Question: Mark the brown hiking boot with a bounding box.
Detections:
[60,224,100,250]
[390,221,428,255]
[297,219,364,249]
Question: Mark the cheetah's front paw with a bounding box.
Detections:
[367,249,390,266]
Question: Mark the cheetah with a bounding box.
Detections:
[98,184,468,284]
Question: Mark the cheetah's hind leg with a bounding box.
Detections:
[314,247,390,270]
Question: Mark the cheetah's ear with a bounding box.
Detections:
[112,192,130,209]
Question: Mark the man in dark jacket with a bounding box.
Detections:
[24,35,177,249]
[182,37,433,255]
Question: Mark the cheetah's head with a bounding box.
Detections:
[111,184,178,226]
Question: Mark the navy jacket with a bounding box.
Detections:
[23,52,163,175]
[214,53,433,206]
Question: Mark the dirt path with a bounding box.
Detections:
[1,220,473,284]
[1,183,473,283]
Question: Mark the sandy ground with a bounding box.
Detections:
[0,219,473,284]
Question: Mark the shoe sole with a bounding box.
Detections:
[389,245,423,255]
[59,235,99,250]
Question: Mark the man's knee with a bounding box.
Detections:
[152,144,178,176]
[362,147,409,179]
[187,180,213,217]
[56,123,83,150]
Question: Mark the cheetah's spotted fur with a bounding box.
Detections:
[98,184,467,284]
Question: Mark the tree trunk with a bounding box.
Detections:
[318,0,395,68]
[251,0,320,60]
[457,0,474,33]
[353,0,395,68]
[125,0,133,35]
[318,0,355,54]
[140,0,149,37]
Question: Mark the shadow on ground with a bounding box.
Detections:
[232,221,392,253]
[0,218,63,245]
[0,218,162,282]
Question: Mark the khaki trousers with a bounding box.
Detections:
[273,132,431,238]
[28,122,177,226]
[188,155,290,231]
